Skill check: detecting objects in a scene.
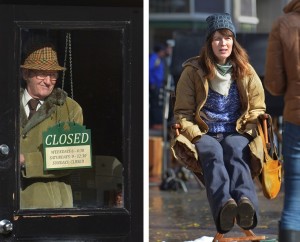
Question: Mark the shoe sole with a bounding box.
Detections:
[237,200,255,228]
[220,202,237,231]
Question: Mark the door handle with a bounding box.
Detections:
[0,144,9,157]
[0,219,13,234]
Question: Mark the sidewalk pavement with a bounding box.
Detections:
[149,175,283,242]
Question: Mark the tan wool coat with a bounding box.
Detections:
[264,0,300,125]
[171,57,266,180]
[20,88,83,209]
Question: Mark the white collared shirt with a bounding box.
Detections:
[22,89,44,118]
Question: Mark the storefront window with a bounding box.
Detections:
[19,27,126,210]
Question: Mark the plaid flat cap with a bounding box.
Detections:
[20,46,66,71]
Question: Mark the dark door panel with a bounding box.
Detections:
[0,2,143,241]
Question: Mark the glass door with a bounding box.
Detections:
[0,3,143,241]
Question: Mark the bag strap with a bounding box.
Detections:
[266,115,278,158]
[257,122,270,158]
[257,115,278,159]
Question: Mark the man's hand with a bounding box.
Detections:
[20,153,25,165]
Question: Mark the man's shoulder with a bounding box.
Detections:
[65,96,82,109]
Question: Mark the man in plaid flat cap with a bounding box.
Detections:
[19,43,83,209]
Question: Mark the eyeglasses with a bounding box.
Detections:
[30,71,59,81]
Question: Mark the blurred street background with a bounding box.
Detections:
[149,0,288,241]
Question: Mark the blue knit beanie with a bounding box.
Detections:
[206,13,236,39]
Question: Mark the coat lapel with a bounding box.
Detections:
[20,88,67,135]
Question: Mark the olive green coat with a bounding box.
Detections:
[20,88,83,208]
[171,57,266,180]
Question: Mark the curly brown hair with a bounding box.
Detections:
[199,29,252,80]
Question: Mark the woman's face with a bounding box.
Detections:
[211,30,233,64]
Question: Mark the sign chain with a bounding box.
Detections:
[62,32,74,99]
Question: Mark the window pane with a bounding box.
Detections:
[19,28,124,209]
[241,0,254,16]
[195,0,225,13]
[150,0,190,13]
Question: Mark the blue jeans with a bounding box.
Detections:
[281,122,300,231]
[194,133,258,229]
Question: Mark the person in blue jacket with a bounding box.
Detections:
[149,44,166,130]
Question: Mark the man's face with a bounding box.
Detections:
[24,70,59,100]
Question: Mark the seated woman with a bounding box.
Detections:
[172,13,266,234]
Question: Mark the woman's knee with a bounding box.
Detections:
[222,135,250,157]
[195,135,221,153]
[223,134,248,148]
[194,135,223,163]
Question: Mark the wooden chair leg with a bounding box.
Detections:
[213,232,224,242]
[213,229,266,242]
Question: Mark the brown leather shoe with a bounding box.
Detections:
[237,197,255,229]
[219,199,237,232]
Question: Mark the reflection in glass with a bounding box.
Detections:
[72,156,123,208]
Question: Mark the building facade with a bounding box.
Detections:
[149,0,290,50]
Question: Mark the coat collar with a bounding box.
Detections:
[20,88,68,135]
[284,0,300,13]
[182,56,201,69]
